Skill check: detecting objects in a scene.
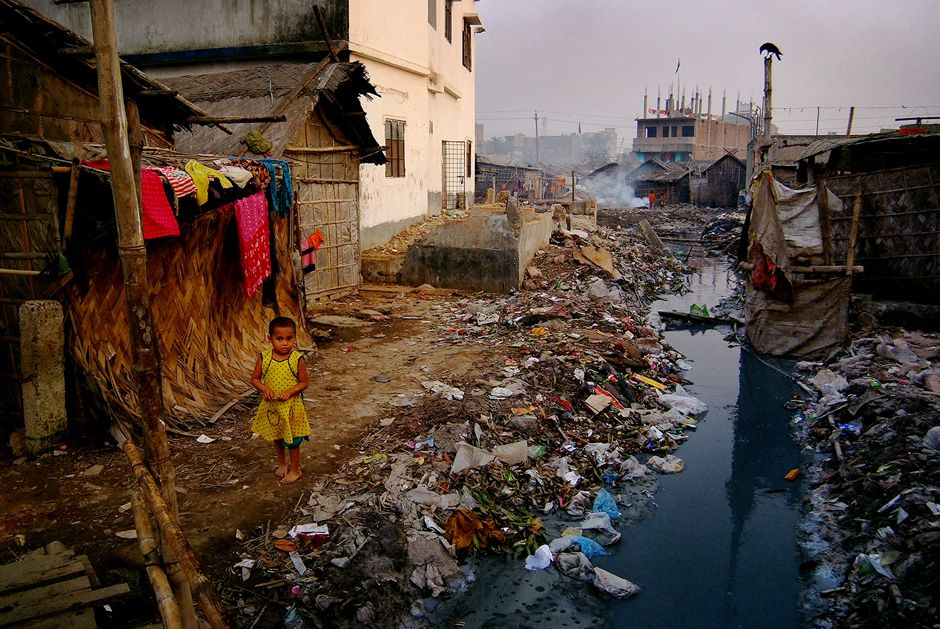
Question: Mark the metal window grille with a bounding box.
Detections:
[442,140,466,210]
[385,119,405,178]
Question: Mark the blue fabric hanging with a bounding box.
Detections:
[260,159,294,216]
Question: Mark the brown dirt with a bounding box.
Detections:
[0,286,496,626]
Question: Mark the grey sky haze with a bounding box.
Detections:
[474,0,940,141]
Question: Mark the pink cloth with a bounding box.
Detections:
[140,169,180,239]
[234,191,271,299]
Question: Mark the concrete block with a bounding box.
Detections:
[361,253,405,284]
[19,300,66,455]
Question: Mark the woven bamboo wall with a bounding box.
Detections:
[825,163,940,302]
[66,211,309,426]
[285,108,361,304]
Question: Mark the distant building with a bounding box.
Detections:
[480,128,618,167]
[632,90,752,163]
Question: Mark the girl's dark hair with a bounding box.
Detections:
[269,316,297,335]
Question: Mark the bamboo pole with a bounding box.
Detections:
[86,2,197,628]
[132,492,183,629]
[123,441,229,629]
[845,191,863,277]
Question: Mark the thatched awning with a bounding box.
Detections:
[165,62,386,164]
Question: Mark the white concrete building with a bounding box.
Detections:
[23,0,482,249]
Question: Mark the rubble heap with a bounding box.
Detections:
[793,331,940,626]
[225,216,711,627]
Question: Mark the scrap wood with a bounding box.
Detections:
[578,245,622,280]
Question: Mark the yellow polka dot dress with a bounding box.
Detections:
[251,349,310,443]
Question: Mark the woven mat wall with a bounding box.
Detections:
[66,211,309,427]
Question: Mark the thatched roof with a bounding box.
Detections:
[165,62,386,164]
[0,0,206,131]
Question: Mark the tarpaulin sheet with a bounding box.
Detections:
[745,171,849,359]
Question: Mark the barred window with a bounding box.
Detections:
[385,119,406,178]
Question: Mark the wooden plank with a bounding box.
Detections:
[17,606,96,629]
[0,583,127,626]
[0,575,90,612]
[0,557,85,594]
[845,192,863,276]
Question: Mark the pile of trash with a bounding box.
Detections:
[225,216,714,626]
[789,331,939,626]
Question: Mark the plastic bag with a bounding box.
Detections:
[592,488,622,521]
[569,535,610,560]
[523,544,553,570]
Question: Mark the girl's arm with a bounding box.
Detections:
[277,356,309,401]
[251,355,275,401]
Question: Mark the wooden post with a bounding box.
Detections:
[86,2,197,627]
[846,106,855,136]
[124,441,229,629]
[132,492,183,629]
[845,191,863,277]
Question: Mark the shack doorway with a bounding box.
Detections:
[286,111,362,305]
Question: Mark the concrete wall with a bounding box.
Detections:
[351,0,478,245]
[22,0,348,55]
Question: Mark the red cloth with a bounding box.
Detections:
[140,169,180,239]
[234,191,271,299]
[83,159,179,240]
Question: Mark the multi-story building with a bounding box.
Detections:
[632,91,752,164]
[24,0,482,250]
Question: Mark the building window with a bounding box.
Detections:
[385,119,405,178]
[682,125,695,137]
[428,0,436,27]
[444,0,453,42]
[462,19,472,70]
[662,126,670,138]
[645,127,657,138]
[671,126,678,136]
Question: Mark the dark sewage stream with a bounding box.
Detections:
[429,256,808,629]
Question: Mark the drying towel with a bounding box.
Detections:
[219,165,253,188]
[184,160,233,205]
[83,159,179,240]
[149,165,197,198]
[260,159,294,216]
[140,169,180,239]
[234,191,271,299]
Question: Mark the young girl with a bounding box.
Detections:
[251,317,310,484]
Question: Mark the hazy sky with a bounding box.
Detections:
[474,0,940,142]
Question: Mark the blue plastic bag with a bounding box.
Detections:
[593,488,622,521]
[570,535,610,560]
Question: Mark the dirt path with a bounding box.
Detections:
[0,286,494,621]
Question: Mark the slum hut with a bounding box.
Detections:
[164,62,385,303]
[743,170,853,359]
[698,153,746,208]
[0,0,230,437]
[475,155,543,201]
[796,128,940,303]
[627,158,691,204]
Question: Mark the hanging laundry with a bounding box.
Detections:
[260,159,294,216]
[148,165,197,199]
[234,191,271,299]
[82,159,179,240]
[184,160,233,205]
[140,169,180,239]
[219,164,253,188]
[228,159,271,189]
[300,229,324,273]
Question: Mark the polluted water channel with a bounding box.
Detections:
[427,255,808,629]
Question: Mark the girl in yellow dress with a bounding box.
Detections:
[251,317,310,484]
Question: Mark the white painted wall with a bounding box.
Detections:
[350,0,479,248]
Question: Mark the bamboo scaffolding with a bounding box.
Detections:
[123,441,229,629]
[132,492,182,629]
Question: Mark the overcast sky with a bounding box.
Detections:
[474,0,940,143]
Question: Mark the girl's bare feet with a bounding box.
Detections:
[275,464,288,478]
[280,469,302,484]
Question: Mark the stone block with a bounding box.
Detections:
[19,300,66,455]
